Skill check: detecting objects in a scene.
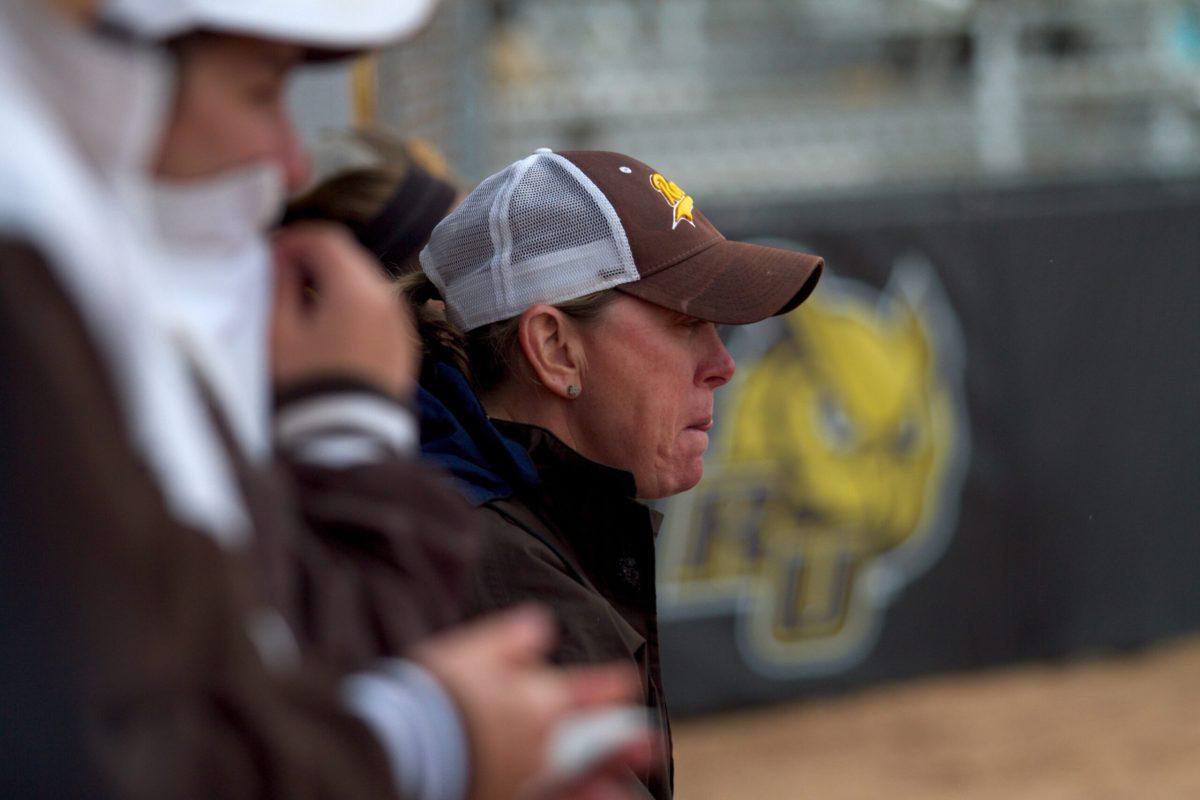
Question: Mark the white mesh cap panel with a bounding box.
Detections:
[419,170,508,329]
[420,150,638,331]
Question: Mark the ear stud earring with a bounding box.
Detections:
[566,385,581,399]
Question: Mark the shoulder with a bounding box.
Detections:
[469,498,646,665]
[477,498,577,578]
[0,237,119,411]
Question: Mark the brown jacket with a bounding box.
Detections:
[242,380,482,671]
[465,421,673,800]
[0,238,478,797]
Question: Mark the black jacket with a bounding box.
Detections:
[418,361,673,799]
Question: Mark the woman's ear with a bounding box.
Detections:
[516,305,584,399]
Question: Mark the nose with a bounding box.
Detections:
[698,327,736,389]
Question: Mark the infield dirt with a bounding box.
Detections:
[673,635,1200,799]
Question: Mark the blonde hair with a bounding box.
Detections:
[284,129,458,276]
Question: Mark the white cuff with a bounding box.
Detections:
[342,660,470,800]
[276,392,417,467]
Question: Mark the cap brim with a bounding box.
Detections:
[617,239,823,325]
[102,0,438,56]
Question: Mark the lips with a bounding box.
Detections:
[687,418,714,432]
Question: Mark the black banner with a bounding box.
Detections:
[657,176,1200,715]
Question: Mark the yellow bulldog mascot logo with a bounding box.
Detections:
[658,248,970,676]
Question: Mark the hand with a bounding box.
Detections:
[270,222,418,398]
[414,606,654,800]
[533,740,654,800]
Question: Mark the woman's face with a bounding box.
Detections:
[154,34,309,192]
[570,295,736,499]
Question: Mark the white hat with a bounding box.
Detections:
[100,0,438,54]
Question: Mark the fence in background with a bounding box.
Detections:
[375,0,1200,200]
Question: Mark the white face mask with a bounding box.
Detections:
[140,162,288,462]
[145,162,287,255]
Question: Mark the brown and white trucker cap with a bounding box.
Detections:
[420,148,823,332]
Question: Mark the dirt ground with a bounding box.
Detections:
[672,635,1200,799]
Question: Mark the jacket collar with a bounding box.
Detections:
[496,421,665,540]
[418,360,663,538]
[492,419,639,501]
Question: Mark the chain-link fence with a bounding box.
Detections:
[370,0,1200,202]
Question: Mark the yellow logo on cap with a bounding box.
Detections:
[650,173,696,230]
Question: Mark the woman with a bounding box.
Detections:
[412,148,822,799]
[0,0,650,788]
[285,129,462,277]
[309,146,823,798]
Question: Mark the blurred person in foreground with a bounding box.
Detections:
[390,149,822,798]
[0,1,651,798]
[157,39,478,675]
